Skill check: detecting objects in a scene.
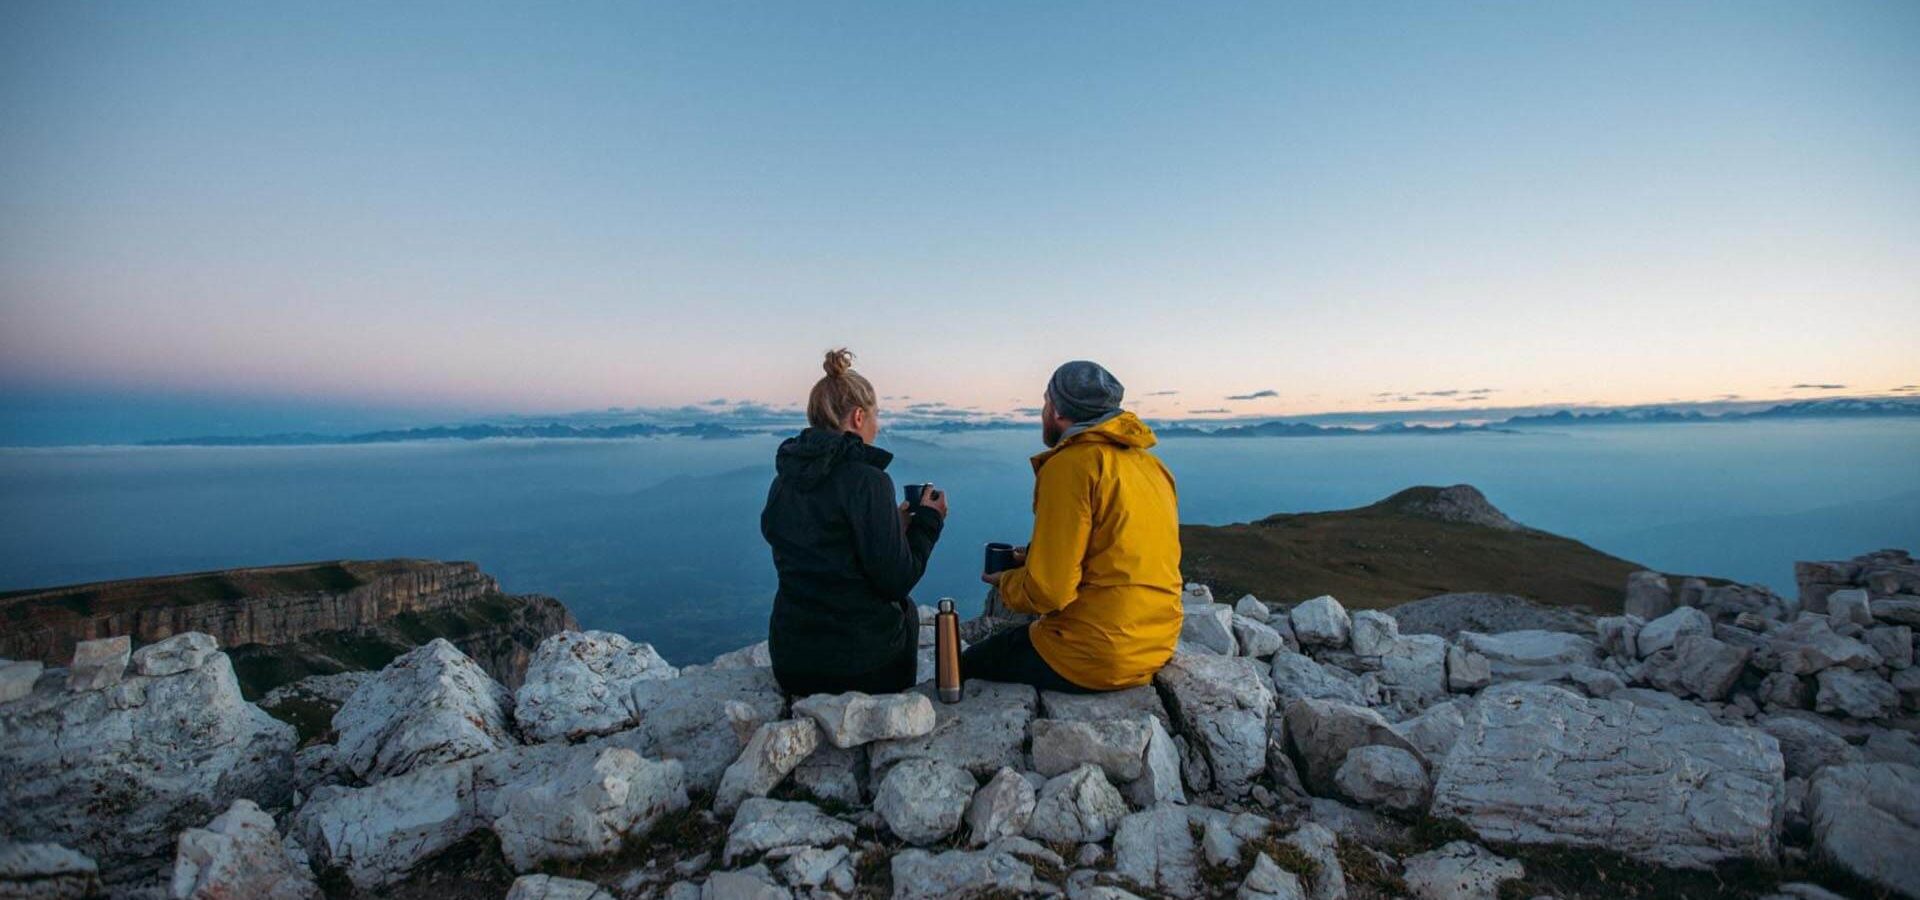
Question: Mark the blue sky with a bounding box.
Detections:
[2,1,1916,441]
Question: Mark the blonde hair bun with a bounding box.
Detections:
[823,348,855,379]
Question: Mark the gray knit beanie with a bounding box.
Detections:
[1046,360,1125,422]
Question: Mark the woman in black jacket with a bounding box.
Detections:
[761,349,947,696]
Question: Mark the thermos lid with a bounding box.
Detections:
[937,597,955,613]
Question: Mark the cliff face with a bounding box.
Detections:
[0,560,576,693]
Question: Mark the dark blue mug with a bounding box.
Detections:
[984,542,1019,574]
[904,483,934,507]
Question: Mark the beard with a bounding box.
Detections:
[1042,416,1063,448]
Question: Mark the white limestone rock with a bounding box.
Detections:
[1181,603,1238,655]
[1430,682,1784,868]
[1865,625,1914,670]
[1771,616,1882,676]
[1634,607,1713,659]
[873,758,977,845]
[723,798,855,864]
[514,631,677,743]
[709,640,773,670]
[788,742,867,807]
[1804,762,1920,899]
[1155,653,1275,798]
[1282,822,1346,900]
[1350,611,1400,657]
[1027,764,1127,843]
[1238,852,1307,900]
[334,638,516,783]
[1457,630,1600,679]
[1758,716,1861,779]
[889,844,1046,900]
[169,799,320,900]
[132,633,219,678]
[1641,634,1751,701]
[507,874,617,900]
[67,636,130,692]
[1236,594,1272,623]
[1126,716,1188,807]
[791,691,935,749]
[714,718,820,814]
[1290,596,1352,649]
[293,757,483,889]
[701,867,790,900]
[1400,841,1524,900]
[1031,718,1151,781]
[1392,700,1468,763]
[1233,615,1287,659]
[1334,745,1430,812]
[867,681,1035,780]
[1445,645,1491,693]
[964,766,1036,846]
[1826,589,1874,627]
[1039,685,1171,729]
[607,666,788,793]
[1112,805,1201,898]
[0,843,101,900]
[0,659,44,704]
[1624,571,1675,621]
[1594,615,1643,660]
[1182,583,1216,606]
[1373,634,1450,712]
[1813,668,1899,719]
[0,641,294,867]
[1283,695,1424,796]
[1271,648,1370,707]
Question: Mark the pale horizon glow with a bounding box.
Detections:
[2,2,1917,434]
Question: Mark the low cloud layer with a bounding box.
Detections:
[1225,389,1277,401]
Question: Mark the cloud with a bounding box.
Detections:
[1189,407,1232,414]
[1225,390,1277,401]
[702,398,729,406]
[1013,407,1043,415]
[1791,383,1847,390]
[1890,385,1918,393]
[1715,394,1743,401]
[1415,390,1460,397]
[1145,390,1180,396]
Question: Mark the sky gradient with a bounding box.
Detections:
[3,1,1917,435]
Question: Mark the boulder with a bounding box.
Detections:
[1758,672,1811,710]
[868,681,1035,780]
[1182,604,1238,655]
[792,691,935,749]
[1641,634,1751,701]
[1813,668,1899,719]
[1771,617,1882,676]
[506,874,617,900]
[1350,610,1400,657]
[709,640,773,670]
[132,633,220,678]
[66,636,130,692]
[1758,717,1861,779]
[1391,700,1468,763]
[1239,852,1307,900]
[873,758,977,845]
[1155,654,1275,798]
[701,867,788,900]
[1826,589,1873,627]
[0,660,43,704]
[607,667,788,792]
[723,798,854,864]
[513,631,677,743]
[1039,685,1171,729]
[1027,764,1128,843]
[1290,596,1351,648]
[1594,615,1642,660]
[1431,682,1784,868]
[1804,762,1920,899]
[788,742,866,807]
[1625,571,1675,621]
[1864,625,1913,670]
[334,639,516,783]
[1400,841,1524,900]
[1445,645,1491,692]
[1636,608,1713,659]
[294,757,484,888]
[1334,745,1429,812]
[1112,805,1201,898]
[1271,649,1370,707]
[776,845,851,890]
[964,766,1036,846]
[1372,634,1449,712]
[1031,718,1151,781]
[0,843,100,900]
[1233,615,1287,659]
[169,799,320,900]
[889,844,1044,900]
[1873,597,1920,626]
[1281,822,1346,900]
[1236,594,1272,623]
[0,640,294,867]
[1283,697,1422,796]
[1456,630,1600,679]
[1183,583,1216,606]
[714,718,820,815]
[1125,716,1188,807]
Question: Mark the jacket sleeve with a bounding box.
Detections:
[997,454,1094,616]
[848,468,943,601]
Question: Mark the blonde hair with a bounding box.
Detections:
[807,348,878,431]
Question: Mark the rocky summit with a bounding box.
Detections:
[2,547,1918,899]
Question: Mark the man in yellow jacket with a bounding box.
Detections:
[968,360,1183,692]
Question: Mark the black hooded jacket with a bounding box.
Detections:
[761,427,943,681]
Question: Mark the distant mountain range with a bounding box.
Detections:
[126,395,1920,446]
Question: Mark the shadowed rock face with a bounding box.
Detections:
[0,559,576,694]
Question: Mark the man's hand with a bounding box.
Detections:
[915,486,950,519]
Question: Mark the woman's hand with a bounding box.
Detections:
[917,486,949,519]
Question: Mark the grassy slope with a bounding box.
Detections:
[1180,499,1645,614]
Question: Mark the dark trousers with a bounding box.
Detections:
[774,634,917,696]
[960,623,1097,694]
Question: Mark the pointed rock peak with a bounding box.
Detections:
[1374,484,1524,531]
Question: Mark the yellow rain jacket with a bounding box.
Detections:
[995,411,1183,690]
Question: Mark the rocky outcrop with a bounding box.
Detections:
[1803,762,1920,898]
[1431,682,1784,868]
[513,630,678,743]
[0,559,574,691]
[168,799,320,899]
[1797,548,1920,615]
[332,638,517,782]
[0,633,295,873]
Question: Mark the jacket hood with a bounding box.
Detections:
[1032,410,1156,471]
[776,427,893,489]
